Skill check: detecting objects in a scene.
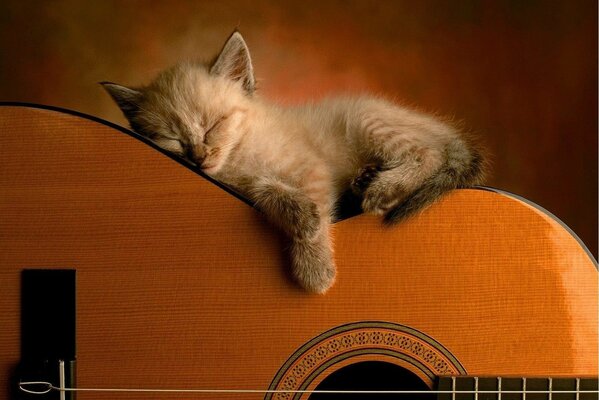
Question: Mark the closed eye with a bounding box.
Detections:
[160,133,181,141]
[154,137,184,155]
[204,116,226,141]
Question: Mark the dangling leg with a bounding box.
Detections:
[248,176,336,294]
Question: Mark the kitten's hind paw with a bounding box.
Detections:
[351,164,381,195]
[290,238,336,294]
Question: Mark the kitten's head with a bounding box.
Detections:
[101,31,256,176]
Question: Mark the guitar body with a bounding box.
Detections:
[0,105,596,399]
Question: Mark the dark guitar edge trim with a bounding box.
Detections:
[1,102,596,266]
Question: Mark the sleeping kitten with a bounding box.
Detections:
[102,31,486,294]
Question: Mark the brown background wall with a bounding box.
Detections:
[1,0,596,257]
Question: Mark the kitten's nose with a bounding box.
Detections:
[189,145,206,163]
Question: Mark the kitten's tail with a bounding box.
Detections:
[384,138,487,224]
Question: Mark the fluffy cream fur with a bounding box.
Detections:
[102,31,486,294]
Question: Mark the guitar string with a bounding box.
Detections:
[18,381,599,396]
[20,366,598,396]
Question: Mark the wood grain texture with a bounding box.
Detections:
[0,105,596,399]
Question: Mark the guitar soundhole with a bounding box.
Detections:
[309,361,434,399]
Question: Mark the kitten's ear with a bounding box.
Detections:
[100,82,143,119]
[210,31,256,94]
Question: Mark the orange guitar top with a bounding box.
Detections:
[0,104,596,399]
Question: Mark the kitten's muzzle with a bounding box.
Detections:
[186,145,206,164]
[187,145,218,173]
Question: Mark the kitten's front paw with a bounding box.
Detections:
[351,164,380,195]
[290,238,336,294]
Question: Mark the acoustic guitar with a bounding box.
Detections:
[0,104,597,399]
